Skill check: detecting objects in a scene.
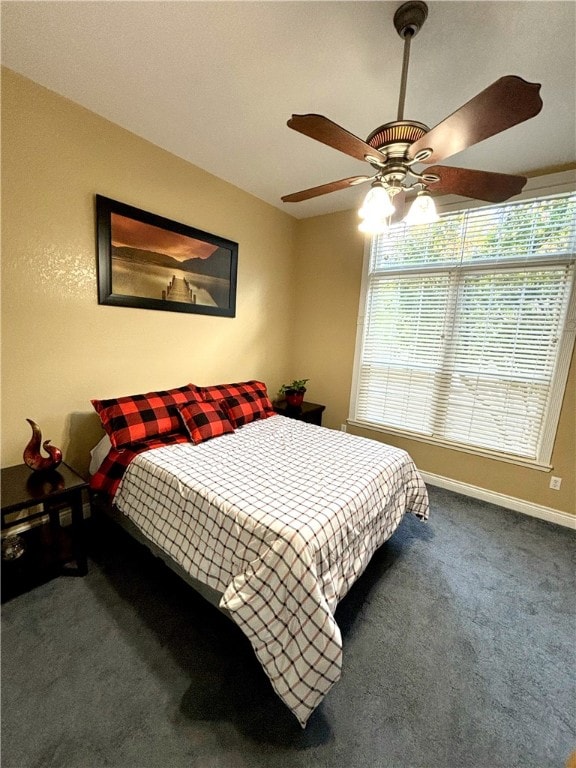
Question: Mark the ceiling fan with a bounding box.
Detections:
[281,1,543,233]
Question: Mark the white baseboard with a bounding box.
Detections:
[420,471,576,530]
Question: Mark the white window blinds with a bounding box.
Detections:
[351,193,576,465]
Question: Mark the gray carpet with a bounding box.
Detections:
[2,486,574,768]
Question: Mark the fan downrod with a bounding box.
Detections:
[393,1,428,39]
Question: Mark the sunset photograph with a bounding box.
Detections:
[96,196,238,317]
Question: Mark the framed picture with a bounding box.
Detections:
[96,195,238,317]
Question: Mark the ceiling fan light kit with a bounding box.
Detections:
[358,183,398,234]
[282,0,543,235]
[403,190,439,225]
[358,183,396,220]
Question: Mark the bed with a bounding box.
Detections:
[89,380,429,727]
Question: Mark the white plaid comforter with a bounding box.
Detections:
[114,415,429,726]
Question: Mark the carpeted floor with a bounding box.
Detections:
[1,486,575,768]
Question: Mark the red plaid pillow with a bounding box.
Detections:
[177,401,235,444]
[199,380,274,415]
[221,393,271,429]
[89,432,190,499]
[92,384,203,449]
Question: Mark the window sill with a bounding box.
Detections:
[346,419,553,472]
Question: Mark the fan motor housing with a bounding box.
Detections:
[367,120,429,154]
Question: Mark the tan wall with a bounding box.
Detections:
[293,210,576,516]
[289,209,365,423]
[1,68,296,474]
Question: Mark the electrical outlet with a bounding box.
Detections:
[549,476,562,490]
[340,423,347,432]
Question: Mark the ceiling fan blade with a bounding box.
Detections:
[409,76,542,164]
[425,165,526,202]
[288,114,386,164]
[281,175,372,203]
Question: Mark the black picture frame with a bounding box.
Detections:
[96,195,238,317]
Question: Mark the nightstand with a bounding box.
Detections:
[274,400,326,426]
[1,463,88,600]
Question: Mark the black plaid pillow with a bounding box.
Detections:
[177,401,235,444]
[200,380,275,415]
[221,393,270,428]
[91,384,203,449]
[89,432,191,498]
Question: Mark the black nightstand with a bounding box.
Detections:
[1,463,88,600]
[274,400,326,426]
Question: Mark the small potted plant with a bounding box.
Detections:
[279,378,309,408]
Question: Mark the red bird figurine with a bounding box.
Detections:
[23,419,62,472]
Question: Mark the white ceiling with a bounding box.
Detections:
[2,1,575,218]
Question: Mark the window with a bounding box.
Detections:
[350,192,576,467]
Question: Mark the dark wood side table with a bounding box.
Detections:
[1,463,88,599]
[274,400,326,426]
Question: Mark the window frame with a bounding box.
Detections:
[348,172,576,470]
